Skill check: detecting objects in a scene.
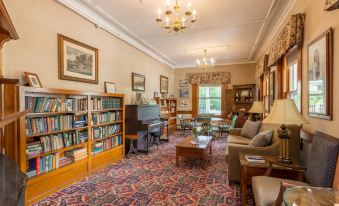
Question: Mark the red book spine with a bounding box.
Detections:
[36,157,40,175]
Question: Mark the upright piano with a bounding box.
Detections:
[125,105,168,153]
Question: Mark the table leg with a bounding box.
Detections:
[241,165,247,206]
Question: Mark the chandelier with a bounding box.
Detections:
[156,0,197,32]
[196,49,215,69]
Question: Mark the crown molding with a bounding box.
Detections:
[254,0,298,62]
[174,60,256,69]
[56,0,177,68]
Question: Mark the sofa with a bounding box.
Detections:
[226,123,300,183]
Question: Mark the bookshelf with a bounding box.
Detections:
[19,86,125,204]
[232,84,256,112]
[154,97,177,132]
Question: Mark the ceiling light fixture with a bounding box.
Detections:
[196,49,214,69]
[156,0,197,33]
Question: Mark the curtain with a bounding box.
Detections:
[190,72,230,84]
[267,13,305,67]
[325,0,339,11]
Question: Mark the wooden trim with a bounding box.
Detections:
[192,84,198,117]
[221,83,227,118]
[58,34,99,84]
[160,75,169,94]
[177,111,192,114]
[0,0,19,47]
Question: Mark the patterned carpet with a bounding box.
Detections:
[33,133,253,206]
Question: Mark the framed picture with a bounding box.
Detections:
[307,28,333,120]
[132,73,145,92]
[240,90,250,97]
[105,82,116,93]
[179,88,189,98]
[160,75,168,94]
[180,100,188,107]
[24,72,42,88]
[154,92,159,97]
[179,79,188,87]
[58,34,98,84]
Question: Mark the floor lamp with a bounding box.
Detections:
[262,99,309,164]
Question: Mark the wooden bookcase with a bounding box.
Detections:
[154,97,177,132]
[18,86,125,204]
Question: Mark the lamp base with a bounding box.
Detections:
[276,157,292,164]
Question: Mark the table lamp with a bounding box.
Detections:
[263,99,309,164]
[249,101,266,121]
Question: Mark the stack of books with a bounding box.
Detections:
[59,156,73,167]
[74,115,87,128]
[245,155,265,164]
[25,97,88,113]
[25,115,74,135]
[91,112,119,125]
[65,148,87,161]
[26,141,42,157]
[26,169,37,178]
[92,97,122,110]
[92,124,121,139]
[92,142,104,154]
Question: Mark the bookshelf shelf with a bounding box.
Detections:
[19,86,125,204]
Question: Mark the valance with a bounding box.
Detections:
[325,0,339,11]
[255,55,269,78]
[190,72,231,84]
[267,13,305,67]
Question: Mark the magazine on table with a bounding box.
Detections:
[245,155,265,164]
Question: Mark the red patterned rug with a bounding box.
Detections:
[33,133,253,206]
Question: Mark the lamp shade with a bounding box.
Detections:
[248,101,266,113]
[263,99,310,125]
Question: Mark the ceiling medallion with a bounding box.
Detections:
[196,49,215,69]
[156,0,197,33]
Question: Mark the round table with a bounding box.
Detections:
[283,186,339,206]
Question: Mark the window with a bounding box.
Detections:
[287,48,301,111]
[198,85,221,115]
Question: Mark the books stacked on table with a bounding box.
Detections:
[245,155,265,164]
[65,148,87,161]
[26,141,42,157]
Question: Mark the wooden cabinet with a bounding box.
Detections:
[232,84,256,112]
[154,97,177,132]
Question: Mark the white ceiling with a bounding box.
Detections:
[57,0,295,68]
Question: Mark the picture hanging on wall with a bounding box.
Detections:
[160,75,169,94]
[307,28,333,120]
[24,72,43,88]
[58,34,98,84]
[105,82,116,93]
[132,73,145,92]
[179,79,188,87]
[179,88,189,98]
[180,100,188,107]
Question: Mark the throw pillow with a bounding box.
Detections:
[240,120,261,138]
[249,130,274,147]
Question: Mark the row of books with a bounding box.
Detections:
[26,131,88,157]
[27,153,60,177]
[25,97,88,113]
[65,148,88,161]
[92,97,122,110]
[92,124,121,140]
[91,135,122,155]
[91,111,121,125]
[25,115,74,135]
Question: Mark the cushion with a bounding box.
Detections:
[240,120,261,138]
[252,176,309,206]
[227,135,252,145]
[249,130,273,147]
[305,132,339,187]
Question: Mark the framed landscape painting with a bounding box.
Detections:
[132,73,145,92]
[160,75,168,94]
[307,28,333,120]
[58,34,98,84]
[179,88,189,98]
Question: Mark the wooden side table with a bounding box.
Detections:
[239,154,304,206]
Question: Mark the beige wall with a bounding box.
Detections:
[258,0,339,137]
[174,64,256,111]
[2,0,174,104]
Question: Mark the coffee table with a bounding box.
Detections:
[175,135,212,170]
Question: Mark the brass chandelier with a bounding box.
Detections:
[156,0,197,33]
[196,49,215,69]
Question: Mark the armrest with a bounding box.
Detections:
[264,159,307,176]
[229,128,242,135]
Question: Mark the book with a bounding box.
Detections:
[91,97,122,110]
[91,111,121,125]
[25,115,74,135]
[245,155,265,164]
[25,97,88,113]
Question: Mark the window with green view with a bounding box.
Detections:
[198,85,221,115]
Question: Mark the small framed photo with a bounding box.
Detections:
[180,100,188,107]
[132,73,145,92]
[154,92,159,97]
[160,75,169,94]
[105,82,116,93]
[24,72,42,88]
[179,88,189,98]
[179,79,188,87]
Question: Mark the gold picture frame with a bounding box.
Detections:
[160,75,168,94]
[24,72,43,88]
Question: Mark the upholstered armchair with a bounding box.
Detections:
[252,131,339,206]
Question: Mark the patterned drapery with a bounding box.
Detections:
[255,55,269,78]
[267,13,305,67]
[190,72,231,84]
[325,0,339,11]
